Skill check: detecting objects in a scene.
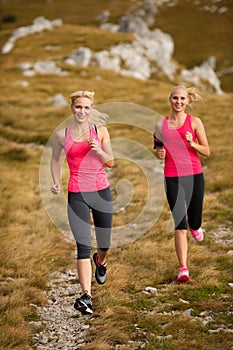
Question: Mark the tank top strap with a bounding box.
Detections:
[162,116,169,131]
[65,123,99,143]
[89,123,100,141]
[183,114,193,131]
[185,114,191,124]
[64,125,73,154]
[65,125,72,139]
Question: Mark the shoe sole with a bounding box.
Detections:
[192,234,203,242]
[74,300,93,315]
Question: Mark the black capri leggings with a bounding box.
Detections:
[67,187,112,259]
[165,173,204,230]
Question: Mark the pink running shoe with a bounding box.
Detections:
[190,228,204,242]
[177,267,190,283]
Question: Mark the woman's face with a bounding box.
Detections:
[169,88,189,113]
[71,97,92,123]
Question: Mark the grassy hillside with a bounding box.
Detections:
[0,1,232,349]
[1,0,233,92]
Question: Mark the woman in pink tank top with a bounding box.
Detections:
[153,85,210,283]
[50,90,114,314]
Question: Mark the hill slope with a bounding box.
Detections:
[1,0,233,92]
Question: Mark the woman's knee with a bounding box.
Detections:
[98,247,109,252]
[76,243,91,259]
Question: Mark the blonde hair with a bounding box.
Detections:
[69,90,95,105]
[169,85,202,105]
[90,108,109,126]
[69,90,109,125]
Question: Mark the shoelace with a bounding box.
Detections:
[97,264,106,276]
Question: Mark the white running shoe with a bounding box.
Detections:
[190,228,204,242]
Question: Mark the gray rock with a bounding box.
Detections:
[19,60,68,77]
[183,308,193,317]
[38,333,48,344]
[48,94,68,107]
[181,56,223,94]
[1,17,62,54]
[96,10,110,24]
[65,47,92,67]
[145,287,158,294]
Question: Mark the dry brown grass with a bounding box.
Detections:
[0,144,75,349]
[84,92,233,347]
[1,80,232,350]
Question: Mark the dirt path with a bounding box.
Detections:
[30,267,91,349]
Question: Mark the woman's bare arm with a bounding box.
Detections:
[89,126,114,168]
[187,117,210,157]
[50,129,65,194]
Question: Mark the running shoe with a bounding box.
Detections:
[177,267,190,283]
[93,252,107,285]
[74,293,93,315]
[189,227,204,242]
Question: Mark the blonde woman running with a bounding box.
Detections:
[51,90,114,314]
[154,85,210,282]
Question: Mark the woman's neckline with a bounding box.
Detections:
[167,114,187,129]
[69,123,91,143]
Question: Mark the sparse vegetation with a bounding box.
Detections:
[0,1,232,349]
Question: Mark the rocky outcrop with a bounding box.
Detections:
[64,2,227,93]
[18,60,68,77]
[65,16,176,81]
[1,17,63,54]
[180,56,223,94]
[1,3,230,93]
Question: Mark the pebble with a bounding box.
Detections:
[145,287,158,294]
[30,269,90,349]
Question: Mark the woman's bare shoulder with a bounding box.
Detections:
[190,115,204,128]
[54,127,66,143]
[154,117,164,132]
[96,125,110,140]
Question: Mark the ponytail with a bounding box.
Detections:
[187,87,202,104]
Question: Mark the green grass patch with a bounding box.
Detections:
[184,285,226,303]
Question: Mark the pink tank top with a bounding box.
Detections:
[64,123,109,192]
[162,115,203,177]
